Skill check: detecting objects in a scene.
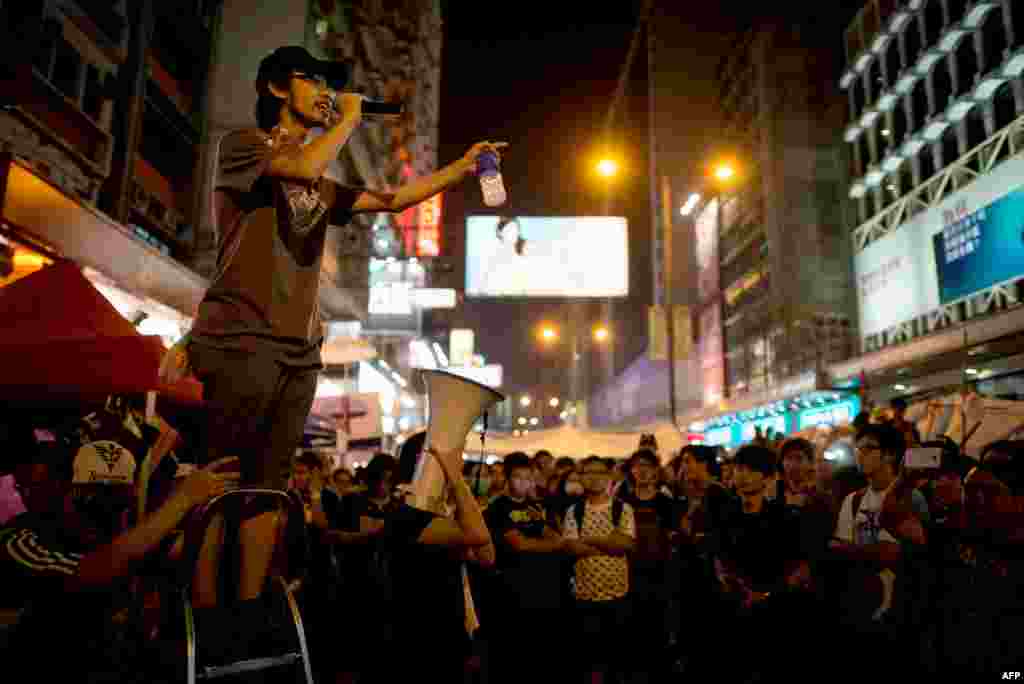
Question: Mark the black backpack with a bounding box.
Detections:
[573,497,625,535]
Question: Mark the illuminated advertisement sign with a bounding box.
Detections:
[798,398,861,430]
[417,193,443,257]
[412,288,456,309]
[465,216,628,298]
[365,258,425,335]
[854,154,1024,338]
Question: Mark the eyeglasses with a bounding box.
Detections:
[292,72,331,91]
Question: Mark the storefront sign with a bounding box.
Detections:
[739,415,788,443]
[704,426,733,447]
[797,398,861,430]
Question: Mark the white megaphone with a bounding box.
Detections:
[403,369,504,514]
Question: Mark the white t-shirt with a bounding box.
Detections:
[563,500,636,602]
[834,485,899,620]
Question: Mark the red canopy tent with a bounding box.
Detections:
[0,260,203,404]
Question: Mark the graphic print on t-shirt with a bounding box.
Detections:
[563,501,635,602]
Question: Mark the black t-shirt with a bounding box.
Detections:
[334,493,397,604]
[716,498,802,594]
[486,495,563,610]
[0,512,144,681]
[618,492,678,566]
[382,504,470,672]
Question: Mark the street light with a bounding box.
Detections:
[518,417,527,426]
[520,395,531,407]
[540,326,558,343]
[597,159,618,178]
[549,397,560,408]
[713,163,736,182]
[530,417,539,426]
[593,325,610,343]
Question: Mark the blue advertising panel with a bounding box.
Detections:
[933,188,1024,304]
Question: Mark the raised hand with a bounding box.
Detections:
[178,456,241,508]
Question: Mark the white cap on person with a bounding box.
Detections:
[72,440,137,485]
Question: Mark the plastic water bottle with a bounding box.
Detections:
[477,150,506,207]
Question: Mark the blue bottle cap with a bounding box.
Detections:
[476,150,500,175]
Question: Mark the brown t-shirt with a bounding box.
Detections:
[190,127,363,366]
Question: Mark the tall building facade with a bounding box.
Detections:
[685,16,862,449]
[831,0,1024,407]
[0,0,219,332]
[712,20,856,398]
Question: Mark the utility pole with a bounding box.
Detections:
[594,0,655,412]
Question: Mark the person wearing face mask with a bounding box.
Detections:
[484,452,571,684]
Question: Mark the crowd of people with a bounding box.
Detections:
[2,398,1023,683]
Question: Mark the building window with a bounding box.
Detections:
[965,106,987,153]
[893,97,909,144]
[51,35,82,101]
[868,57,884,105]
[896,159,914,197]
[877,117,895,158]
[853,76,867,119]
[924,0,945,49]
[881,174,898,210]
[919,143,937,181]
[848,141,863,179]
[955,36,979,97]
[981,8,1009,72]
[82,64,105,123]
[993,80,1018,130]
[905,15,923,67]
[885,36,902,82]
[911,78,929,130]
[947,0,968,27]
[1013,2,1024,48]
[933,58,954,114]
[940,124,960,167]
[858,133,872,171]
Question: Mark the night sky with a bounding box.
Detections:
[433,1,863,408]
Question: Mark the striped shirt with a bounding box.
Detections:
[0,526,83,578]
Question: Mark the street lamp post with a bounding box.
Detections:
[541,322,608,426]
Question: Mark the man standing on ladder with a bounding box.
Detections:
[160,44,506,642]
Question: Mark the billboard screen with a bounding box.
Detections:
[855,154,1024,338]
[465,216,628,298]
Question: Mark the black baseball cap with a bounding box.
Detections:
[256,46,352,92]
